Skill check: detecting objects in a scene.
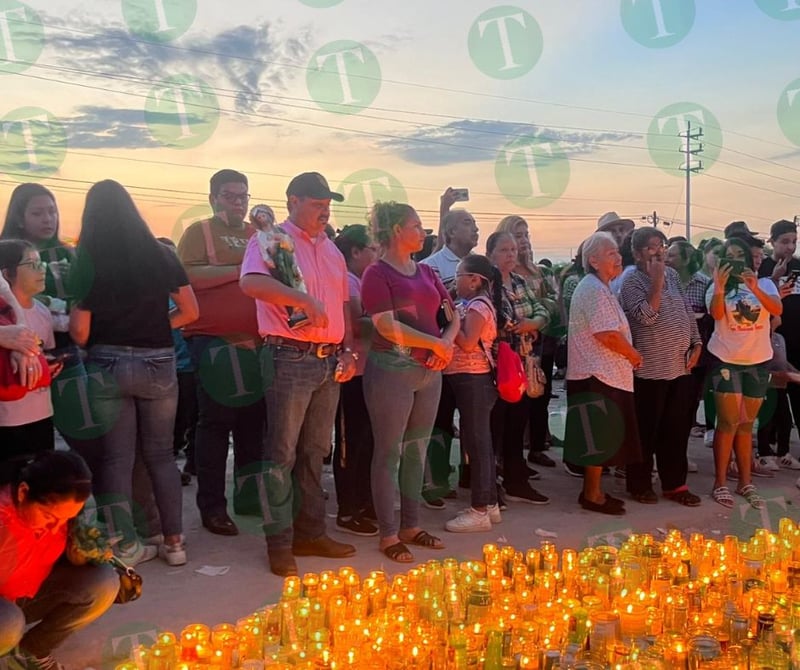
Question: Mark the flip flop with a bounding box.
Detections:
[382,541,413,563]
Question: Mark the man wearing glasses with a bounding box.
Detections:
[177,169,266,537]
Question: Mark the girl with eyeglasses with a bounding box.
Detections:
[0,240,63,456]
[443,254,504,532]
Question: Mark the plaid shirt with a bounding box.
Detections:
[685,270,711,315]
[498,272,551,353]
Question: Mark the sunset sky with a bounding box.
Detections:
[2,0,800,260]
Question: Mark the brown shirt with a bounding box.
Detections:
[177,216,259,339]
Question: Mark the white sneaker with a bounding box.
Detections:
[445,508,492,533]
[779,454,800,470]
[687,459,698,473]
[486,503,502,524]
[757,455,780,471]
[158,539,187,566]
[116,541,158,567]
[704,429,715,448]
[751,459,775,478]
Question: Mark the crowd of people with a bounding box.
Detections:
[1,168,800,667]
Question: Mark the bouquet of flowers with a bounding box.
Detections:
[66,516,114,565]
[250,204,309,328]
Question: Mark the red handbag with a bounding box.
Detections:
[0,298,51,401]
[495,341,527,403]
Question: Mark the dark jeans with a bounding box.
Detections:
[757,387,792,457]
[0,418,54,461]
[0,562,117,657]
[491,395,530,488]
[78,345,182,543]
[173,370,198,473]
[260,345,341,551]
[187,336,266,518]
[446,373,497,508]
[528,352,555,453]
[333,375,374,517]
[426,377,456,497]
[363,353,442,539]
[627,375,694,494]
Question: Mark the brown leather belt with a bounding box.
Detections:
[263,335,338,358]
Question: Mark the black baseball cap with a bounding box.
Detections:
[770,219,797,240]
[286,172,344,202]
[724,221,759,238]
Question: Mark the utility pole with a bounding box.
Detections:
[641,211,673,230]
[679,121,703,240]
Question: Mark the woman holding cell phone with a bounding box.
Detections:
[706,237,782,510]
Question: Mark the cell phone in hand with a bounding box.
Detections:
[451,188,469,202]
[719,258,745,278]
[789,269,800,283]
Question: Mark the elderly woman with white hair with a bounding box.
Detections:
[563,232,643,515]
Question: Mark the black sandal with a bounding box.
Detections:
[382,541,413,563]
[404,530,444,549]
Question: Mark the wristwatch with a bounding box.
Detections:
[340,346,359,360]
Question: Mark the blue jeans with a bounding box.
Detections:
[445,373,497,508]
[187,336,266,518]
[0,563,117,657]
[81,345,182,543]
[363,353,442,539]
[260,345,340,551]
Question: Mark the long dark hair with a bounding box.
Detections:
[0,451,92,506]
[1,183,63,248]
[71,180,169,302]
[459,253,506,331]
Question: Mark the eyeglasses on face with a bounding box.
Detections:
[18,260,46,271]
[218,192,250,204]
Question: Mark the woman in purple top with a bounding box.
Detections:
[361,202,460,564]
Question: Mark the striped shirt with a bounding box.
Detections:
[619,266,701,381]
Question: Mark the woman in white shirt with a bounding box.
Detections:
[705,237,781,510]
[0,240,61,457]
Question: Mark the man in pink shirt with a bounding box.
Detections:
[240,172,358,577]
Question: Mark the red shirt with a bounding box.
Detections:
[0,487,67,601]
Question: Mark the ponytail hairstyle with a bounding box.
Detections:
[369,201,416,248]
[0,450,93,507]
[458,253,506,330]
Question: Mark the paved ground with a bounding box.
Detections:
[57,381,800,669]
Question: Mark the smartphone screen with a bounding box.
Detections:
[719,258,745,278]
[451,188,469,202]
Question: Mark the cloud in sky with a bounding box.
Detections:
[42,14,311,116]
[378,119,641,166]
[66,106,159,149]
